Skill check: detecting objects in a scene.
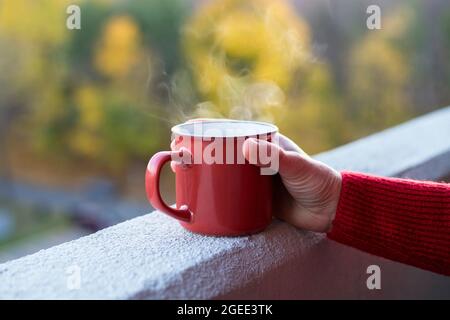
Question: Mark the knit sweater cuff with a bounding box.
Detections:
[327,171,450,276]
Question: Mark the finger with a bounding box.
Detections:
[170,161,178,173]
[243,138,315,179]
[275,133,309,157]
[170,148,193,172]
[242,138,281,167]
[170,140,178,172]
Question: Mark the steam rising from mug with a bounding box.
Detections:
[193,81,286,122]
[160,0,318,125]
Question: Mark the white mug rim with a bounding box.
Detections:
[171,119,278,138]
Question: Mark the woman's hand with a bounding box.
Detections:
[242,134,342,232]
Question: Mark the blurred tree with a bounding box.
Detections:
[126,0,189,76]
[0,0,70,154]
[95,15,142,79]
[406,0,450,110]
[0,0,169,179]
[65,1,112,79]
[184,0,310,112]
[347,6,413,137]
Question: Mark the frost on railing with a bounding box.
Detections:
[1,107,450,299]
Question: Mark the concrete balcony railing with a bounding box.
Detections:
[1,107,450,299]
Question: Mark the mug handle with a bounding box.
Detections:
[145,151,193,222]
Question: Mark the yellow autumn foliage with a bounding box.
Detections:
[184,0,311,116]
[95,15,142,79]
[69,85,104,158]
[75,85,103,129]
[70,129,103,159]
[0,0,69,45]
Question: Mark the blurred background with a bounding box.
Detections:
[0,0,449,261]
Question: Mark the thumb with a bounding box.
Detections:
[242,138,313,178]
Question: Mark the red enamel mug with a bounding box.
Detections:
[145,119,278,236]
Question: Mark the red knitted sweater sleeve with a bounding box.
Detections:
[327,171,450,276]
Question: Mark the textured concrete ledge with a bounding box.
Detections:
[1,106,450,299]
[0,214,323,299]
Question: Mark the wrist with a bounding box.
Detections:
[325,170,342,232]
